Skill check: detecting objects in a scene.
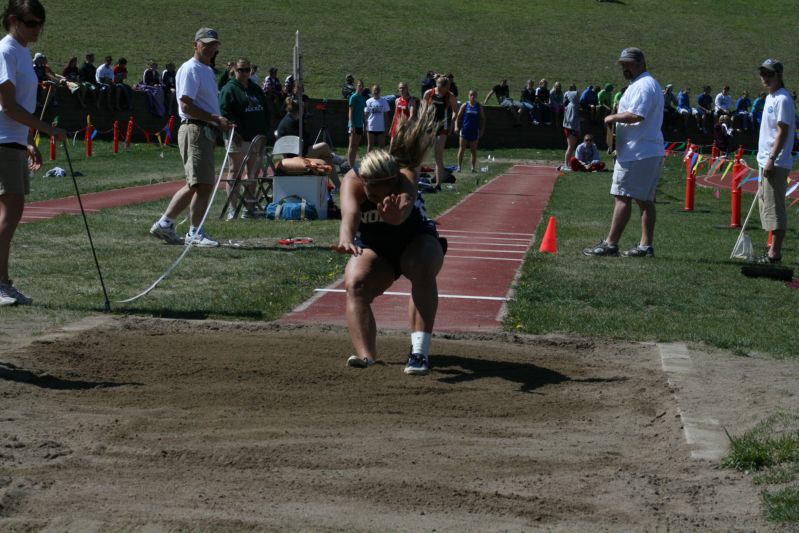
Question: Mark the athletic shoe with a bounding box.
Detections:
[185,229,219,248]
[622,244,655,258]
[346,355,375,368]
[0,280,32,305]
[582,240,619,257]
[404,352,429,376]
[226,208,237,221]
[150,221,183,244]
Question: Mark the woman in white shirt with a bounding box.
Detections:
[364,84,390,152]
[0,0,66,305]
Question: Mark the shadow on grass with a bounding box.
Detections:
[0,362,141,390]
[432,354,570,393]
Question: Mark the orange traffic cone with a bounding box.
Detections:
[539,216,557,254]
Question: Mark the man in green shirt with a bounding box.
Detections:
[219,57,269,218]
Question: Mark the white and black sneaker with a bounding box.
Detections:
[622,244,655,257]
[404,352,429,376]
[346,355,376,368]
[0,280,32,305]
[582,240,619,257]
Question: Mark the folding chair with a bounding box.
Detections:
[218,135,272,219]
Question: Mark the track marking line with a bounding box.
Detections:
[445,255,524,262]
[447,248,526,254]
[314,288,509,301]
[444,241,529,248]
[437,229,534,237]
[658,342,729,461]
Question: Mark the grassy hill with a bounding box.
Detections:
[38,0,797,101]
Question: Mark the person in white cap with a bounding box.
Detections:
[150,27,232,247]
[753,58,795,264]
[583,47,664,257]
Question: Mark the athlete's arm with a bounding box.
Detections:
[454,103,466,132]
[334,170,364,255]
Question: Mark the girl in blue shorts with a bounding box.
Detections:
[334,102,445,376]
[454,89,485,173]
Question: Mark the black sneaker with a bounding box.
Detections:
[622,244,655,257]
[582,240,619,257]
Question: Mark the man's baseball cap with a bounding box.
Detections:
[618,47,645,63]
[194,27,220,44]
[760,58,783,74]
[33,52,44,61]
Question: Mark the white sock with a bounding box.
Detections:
[158,215,174,228]
[411,331,431,356]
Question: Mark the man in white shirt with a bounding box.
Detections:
[149,28,232,247]
[714,85,732,117]
[583,48,664,257]
[753,59,795,264]
[95,55,117,109]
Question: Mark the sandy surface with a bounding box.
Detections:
[1,316,797,530]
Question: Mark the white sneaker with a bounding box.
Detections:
[185,230,219,248]
[150,221,183,244]
[0,280,32,305]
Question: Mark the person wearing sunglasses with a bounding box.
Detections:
[753,59,795,264]
[219,57,269,219]
[0,0,66,305]
[334,102,446,376]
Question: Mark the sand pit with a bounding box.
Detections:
[0,317,787,530]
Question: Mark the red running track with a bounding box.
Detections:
[279,165,558,333]
[20,180,183,224]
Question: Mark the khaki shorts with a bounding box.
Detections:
[758,166,789,231]
[178,123,216,186]
[0,146,30,195]
[610,156,664,202]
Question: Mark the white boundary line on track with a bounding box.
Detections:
[447,248,525,254]
[438,229,534,237]
[314,288,509,301]
[446,255,524,262]
[445,241,529,247]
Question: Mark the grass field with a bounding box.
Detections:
[37,1,798,101]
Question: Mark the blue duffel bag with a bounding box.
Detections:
[266,195,318,221]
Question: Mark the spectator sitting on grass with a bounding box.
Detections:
[663,84,678,132]
[569,134,606,172]
[113,57,133,110]
[95,55,118,109]
[735,90,752,132]
[579,84,598,122]
[520,79,537,125]
[161,62,177,116]
[676,87,693,130]
[535,78,552,125]
[484,79,521,126]
[714,85,732,117]
[61,56,88,108]
[549,81,564,126]
[143,59,160,85]
[695,85,713,133]
[713,114,734,153]
[341,73,355,99]
[420,70,436,96]
[752,91,766,128]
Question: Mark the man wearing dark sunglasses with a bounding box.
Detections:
[753,59,795,264]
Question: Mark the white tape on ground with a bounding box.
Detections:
[658,342,729,461]
[314,288,508,301]
[116,126,236,304]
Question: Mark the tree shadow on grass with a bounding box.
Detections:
[0,361,141,390]
[430,354,624,393]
